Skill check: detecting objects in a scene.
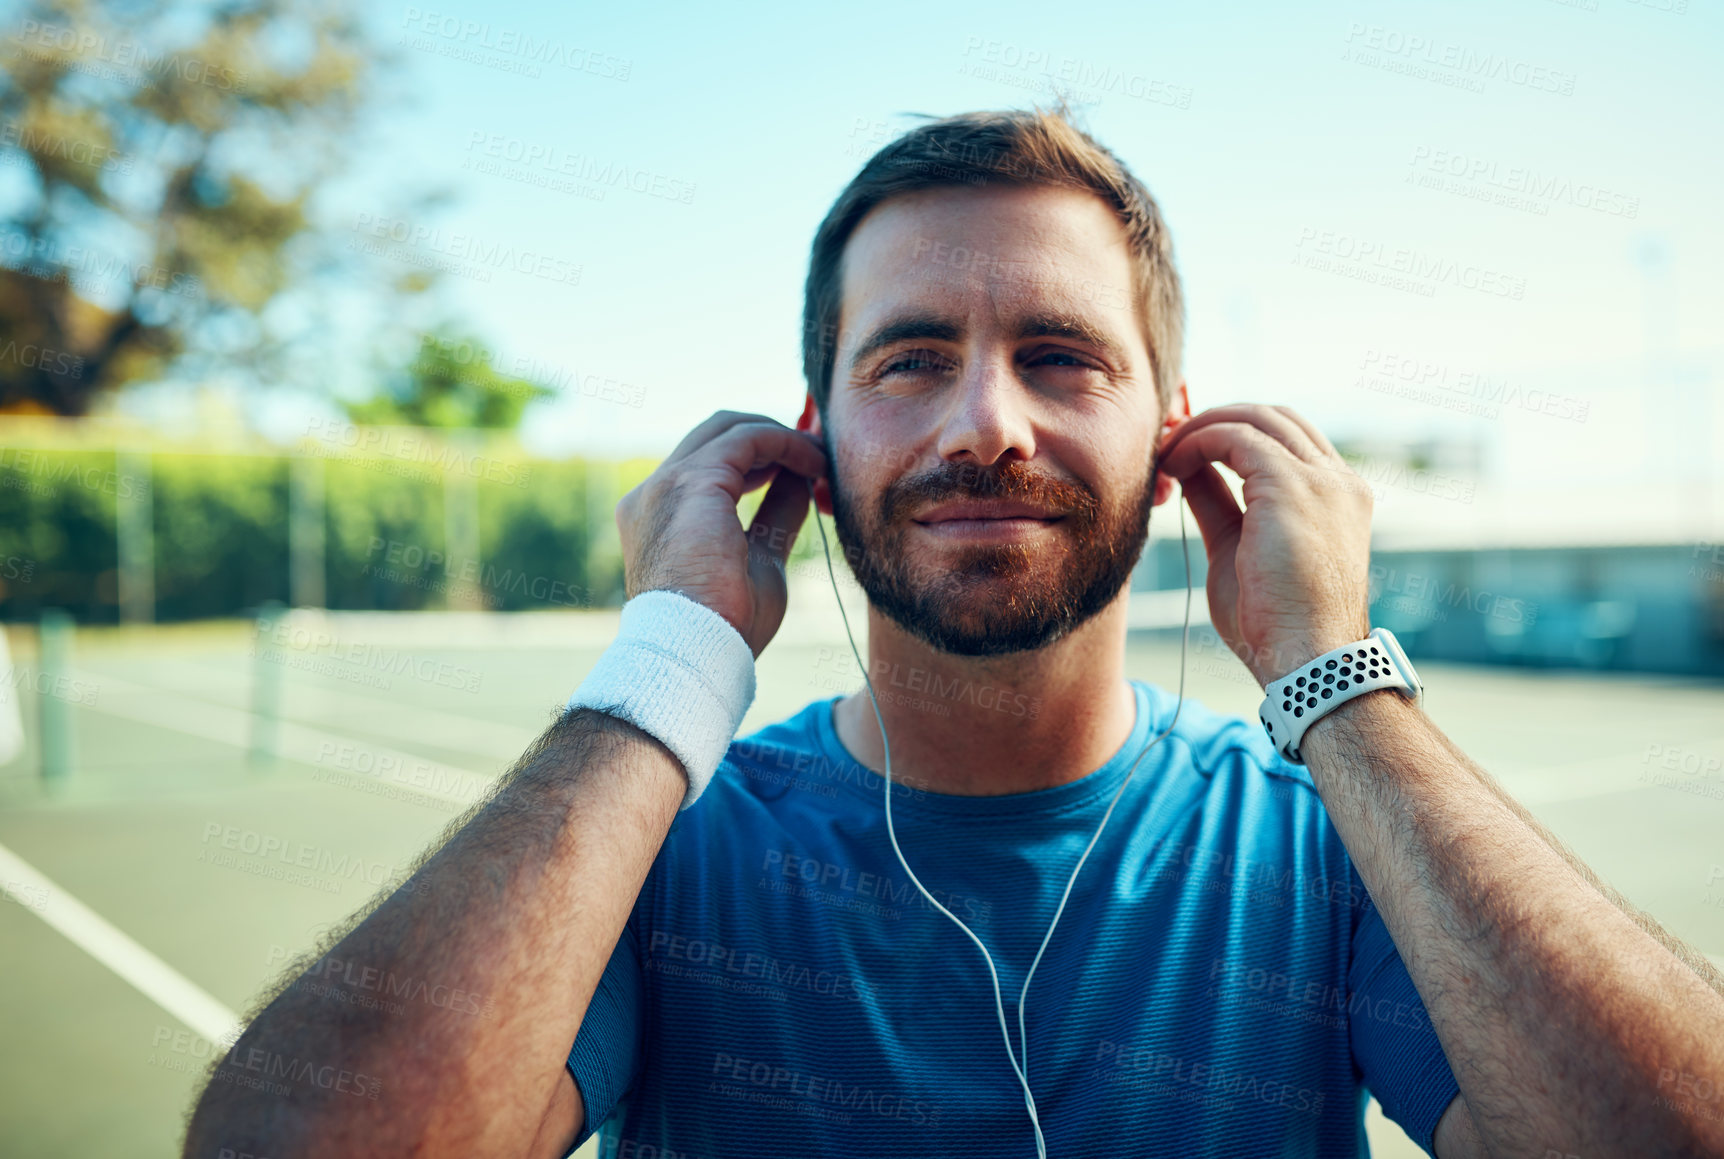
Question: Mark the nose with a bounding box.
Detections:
[933,350,1037,468]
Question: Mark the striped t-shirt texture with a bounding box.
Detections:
[566,680,1460,1157]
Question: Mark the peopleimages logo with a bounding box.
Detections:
[300,953,495,1018]
[10,19,250,92]
[811,647,1042,719]
[0,447,149,498]
[760,849,992,923]
[1357,348,1590,424]
[1340,23,1576,96]
[0,225,202,298]
[198,822,402,891]
[1092,1040,1328,1117]
[957,37,1193,108]
[1293,227,1527,300]
[709,1051,942,1126]
[647,931,876,1004]
[253,613,485,693]
[463,132,695,203]
[303,417,531,487]
[1367,564,1536,628]
[1406,146,1639,219]
[398,7,632,79]
[349,213,582,286]
[414,334,647,409]
[0,120,132,173]
[1342,453,1475,505]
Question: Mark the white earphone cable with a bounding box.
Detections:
[807,475,1196,1159]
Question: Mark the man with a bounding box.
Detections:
[185,108,1724,1157]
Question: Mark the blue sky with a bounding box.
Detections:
[269,0,1721,543]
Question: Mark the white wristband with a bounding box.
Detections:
[566,589,757,810]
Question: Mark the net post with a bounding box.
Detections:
[250,600,285,768]
[38,609,75,781]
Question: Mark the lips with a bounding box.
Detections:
[913,500,1062,524]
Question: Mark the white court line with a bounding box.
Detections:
[145,655,537,763]
[75,668,496,807]
[0,839,241,1046]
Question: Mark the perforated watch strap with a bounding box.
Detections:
[1258,628,1420,764]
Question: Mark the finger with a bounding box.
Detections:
[1271,405,1343,460]
[1172,462,1243,552]
[745,466,814,565]
[1160,403,1321,466]
[737,462,782,492]
[663,411,789,467]
[683,421,829,501]
[1156,420,1302,487]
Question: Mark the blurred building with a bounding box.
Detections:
[1133,429,1724,678]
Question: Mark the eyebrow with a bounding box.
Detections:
[848,313,962,368]
[847,310,1128,369]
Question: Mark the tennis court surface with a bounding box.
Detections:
[3,608,1720,1157]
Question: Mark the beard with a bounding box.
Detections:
[828,451,1156,657]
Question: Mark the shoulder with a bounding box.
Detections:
[1136,679,1320,801]
[717,699,855,804]
[1133,682,1370,924]
[724,699,829,773]
[657,698,850,847]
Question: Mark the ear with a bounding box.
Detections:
[1151,380,1192,508]
[794,395,834,516]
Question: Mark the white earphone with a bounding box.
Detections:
[806,465,1197,1159]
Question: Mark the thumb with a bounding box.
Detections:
[745,467,814,565]
[1174,462,1244,556]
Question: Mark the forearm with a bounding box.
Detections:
[1421,720,1724,1002]
[184,708,686,1157]
[1300,690,1724,1156]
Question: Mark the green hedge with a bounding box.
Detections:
[0,448,129,620]
[152,454,291,621]
[0,443,834,623]
[321,457,609,613]
[0,446,642,622]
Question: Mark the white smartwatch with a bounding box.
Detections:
[1257,627,1422,764]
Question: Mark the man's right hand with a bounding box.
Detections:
[182,414,825,1159]
[616,410,827,658]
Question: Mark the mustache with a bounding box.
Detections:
[879,459,1098,526]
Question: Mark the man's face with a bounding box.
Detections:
[817,183,1173,657]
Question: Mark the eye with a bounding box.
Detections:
[880,350,951,376]
[1025,347,1101,372]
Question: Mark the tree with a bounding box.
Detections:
[0,0,415,414]
[343,331,554,430]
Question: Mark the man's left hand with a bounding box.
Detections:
[1155,403,1374,688]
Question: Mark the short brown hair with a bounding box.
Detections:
[801,103,1184,418]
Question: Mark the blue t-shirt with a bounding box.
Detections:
[566,680,1460,1158]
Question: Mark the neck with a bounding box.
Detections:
[830,591,1138,797]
